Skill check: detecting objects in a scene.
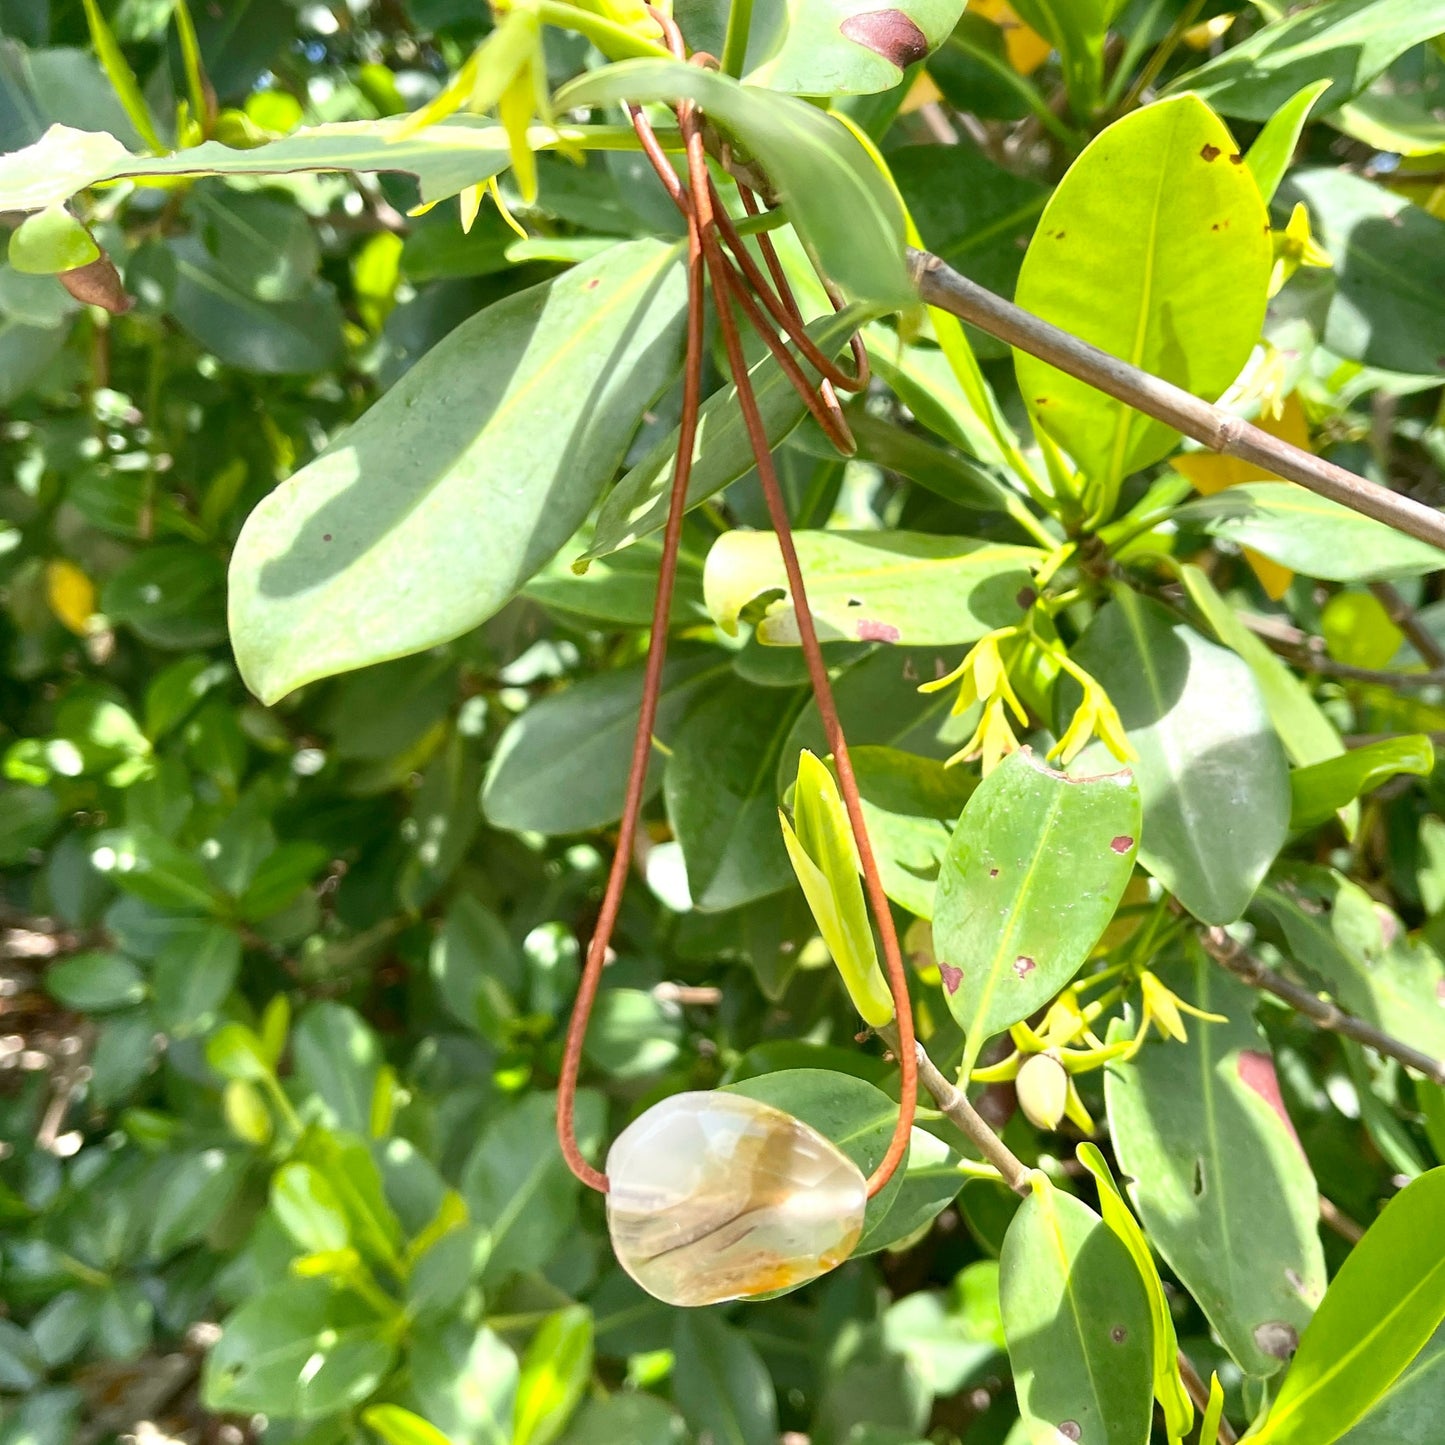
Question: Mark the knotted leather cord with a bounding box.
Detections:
[555,11,918,1201]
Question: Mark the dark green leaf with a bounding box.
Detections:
[1290,736,1434,831]
[430,895,522,1046]
[410,1319,518,1445]
[292,1003,382,1137]
[43,950,144,1012]
[1338,1325,1445,1445]
[482,651,726,835]
[148,1147,249,1257]
[1105,949,1326,1377]
[200,1279,397,1420]
[558,1394,686,1445]
[101,544,229,650]
[672,1313,778,1445]
[664,677,801,910]
[90,826,221,912]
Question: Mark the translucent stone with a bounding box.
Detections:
[605,1090,866,1307]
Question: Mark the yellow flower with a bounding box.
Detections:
[1268,201,1332,298]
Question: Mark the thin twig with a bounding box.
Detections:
[1368,580,1445,669]
[882,1024,1031,1195]
[1177,1351,1238,1445]
[1199,926,1445,1087]
[908,250,1445,553]
[1318,1194,1365,1244]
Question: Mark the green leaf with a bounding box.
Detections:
[166,236,345,376]
[361,1405,452,1445]
[1007,0,1123,115]
[205,1021,271,1082]
[1337,1326,1445,1445]
[190,186,322,304]
[857,1125,969,1255]
[1169,0,1445,121]
[671,1313,778,1445]
[1255,865,1445,1060]
[151,921,242,1037]
[229,239,688,703]
[679,0,963,95]
[1246,81,1334,205]
[460,1090,603,1282]
[998,1174,1155,1445]
[43,951,145,1012]
[272,1162,351,1254]
[581,306,873,565]
[1178,563,1346,773]
[430,895,522,1047]
[1067,591,1290,924]
[482,650,725,835]
[1105,949,1326,1377]
[513,1306,594,1445]
[704,530,1040,646]
[1076,1143,1193,1442]
[0,116,563,214]
[1331,89,1445,160]
[201,1278,397,1420]
[849,745,976,919]
[90,825,222,912]
[101,544,228,649]
[238,840,328,922]
[295,1130,405,1266]
[558,1394,686,1445]
[1014,95,1270,513]
[292,1002,383,1136]
[410,1321,517,1445]
[584,988,683,1080]
[1279,169,1445,377]
[664,678,802,910]
[148,1147,248,1256]
[932,748,1140,1079]
[1252,1168,1445,1445]
[79,0,164,153]
[7,206,98,275]
[781,749,893,1027]
[1178,483,1445,581]
[555,61,912,305]
[1290,737,1434,831]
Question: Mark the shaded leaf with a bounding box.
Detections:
[1105,949,1326,1377]
[229,239,689,703]
[1290,736,1434,831]
[1067,592,1290,924]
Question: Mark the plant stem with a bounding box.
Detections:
[909,249,1445,554]
[1368,579,1445,669]
[1178,1351,1238,1445]
[1115,0,1206,115]
[1198,925,1445,1087]
[720,0,754,77]
[942,35,1083,150]
[882,1024,1032,1195]
[537,1,672,60]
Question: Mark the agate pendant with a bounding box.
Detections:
[605,1090,866,1307]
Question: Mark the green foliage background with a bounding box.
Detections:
[2,1,1445,1443]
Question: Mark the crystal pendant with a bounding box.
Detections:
[605,1090,867,1307]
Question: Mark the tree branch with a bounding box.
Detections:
[882,1024,1032,1194]
[907,250,1445,554]
[1368,580,1445,669]
[1177,1351,1238,1445]
[1198,926,1445,1086]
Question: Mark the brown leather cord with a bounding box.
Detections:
[555,10,918,1203]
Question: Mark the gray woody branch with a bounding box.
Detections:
[908,250,1445,553]
[1198,925,1445,1086]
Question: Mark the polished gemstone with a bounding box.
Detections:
[605,1090,867,1307]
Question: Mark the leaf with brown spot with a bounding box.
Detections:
[1105,943,1325,1377]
